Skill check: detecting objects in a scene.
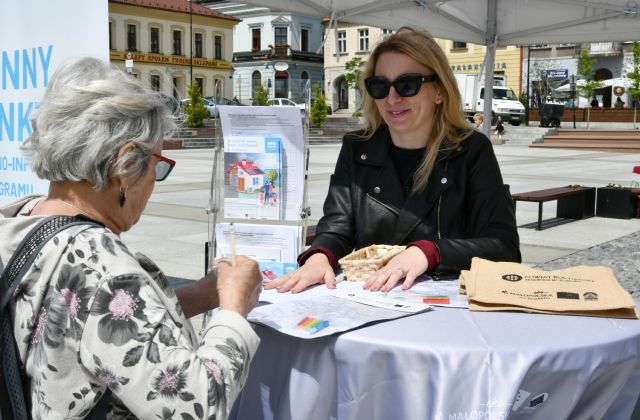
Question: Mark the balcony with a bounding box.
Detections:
[271,44,290,59]
[588,42,621,56]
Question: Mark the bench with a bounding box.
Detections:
[512,185,596,230]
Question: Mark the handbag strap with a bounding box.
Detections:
[0,215,100,312]
[1,215,100,420]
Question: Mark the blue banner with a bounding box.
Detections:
[545,69,569,80]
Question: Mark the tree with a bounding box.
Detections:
[252,83,269,106]
[184,83,209,128]
[266,169,279,183]
[344,57,365,89]
[628,41,640,129]
[576,49,603,129]
[309,83,328,128]
[344,57,366,111]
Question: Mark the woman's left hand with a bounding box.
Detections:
[363,247,429,292]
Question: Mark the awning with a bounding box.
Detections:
[275,70,289,78]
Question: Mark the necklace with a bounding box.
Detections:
[55,199,103,222]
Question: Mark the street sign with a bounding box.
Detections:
[545,69,568,80]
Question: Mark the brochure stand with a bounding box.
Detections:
[204,80,311,279]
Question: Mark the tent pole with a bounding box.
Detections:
[526,46,530,127]
[481,0,497,135]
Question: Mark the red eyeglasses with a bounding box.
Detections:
[151,153,176,181]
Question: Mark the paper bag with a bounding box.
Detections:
[463,258,638,319]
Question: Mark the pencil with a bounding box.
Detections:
[229,223,236,266]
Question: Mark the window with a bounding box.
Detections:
[172,77,179,99]
[214,35,222,59]
[195,78,204,94]
[252,28,261,51]
[337,30,346,54]
[453,41,467,49]
[252,71,261,98]
[275,27,288,46]
[358,28,369,52]
[194,33,203,58]
[173,30,182,55]
[127,24,137,51]
[150,27,160,54]
[109,22,114,50]
[151,75,160,91]
[301,28,309,52]
[382,28,393,38]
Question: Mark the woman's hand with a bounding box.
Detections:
[263,253,335,293]
[215,256,262,318]
[363,247,429,292]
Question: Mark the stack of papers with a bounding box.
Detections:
[461,257,638,319]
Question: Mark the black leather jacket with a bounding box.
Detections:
[309,125,521,277]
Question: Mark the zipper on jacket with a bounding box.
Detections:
[366,193,399,215]
[437,195,442,239]
[437,160,449,240]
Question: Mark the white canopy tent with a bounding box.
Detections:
[239,0,640,131]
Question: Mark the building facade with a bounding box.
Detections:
[438,40,522,95]
[323,23,522,114]
[203,2,325,105]
[109,0,239,100]
[523,42,638,108]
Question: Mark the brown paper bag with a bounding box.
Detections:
[464,257,638,319]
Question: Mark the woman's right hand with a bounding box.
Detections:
[215,256,262,318]
[263,253,335,293]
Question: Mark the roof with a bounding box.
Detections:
[234,160,263,175]
[110,0,240,22]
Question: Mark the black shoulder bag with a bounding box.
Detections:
[0,215,101,420]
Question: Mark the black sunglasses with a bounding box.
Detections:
[364,73,438,99]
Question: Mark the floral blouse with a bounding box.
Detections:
[0,197,260,419]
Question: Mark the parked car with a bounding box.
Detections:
[181,98,218,118]
[207,97,246,107]
[267,98,306,113]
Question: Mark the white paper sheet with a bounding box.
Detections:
[215,222,301,263]
[250,280,464,338]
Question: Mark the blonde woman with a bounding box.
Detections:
[267,27,520,293]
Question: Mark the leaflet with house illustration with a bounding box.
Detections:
[222,136,282,219]
[218,106,305,221]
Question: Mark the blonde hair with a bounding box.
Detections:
[360,26,473,192]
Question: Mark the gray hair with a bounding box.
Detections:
[22,56,177,190]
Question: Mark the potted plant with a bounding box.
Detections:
[596,171,640,219]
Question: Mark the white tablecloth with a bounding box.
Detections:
[230,305,640,420]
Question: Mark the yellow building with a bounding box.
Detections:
[109,0,239,100]
[438,40,522,96]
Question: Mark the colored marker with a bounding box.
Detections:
[307,320,330,334]
[296,316,313,327]
[422,295,451,304]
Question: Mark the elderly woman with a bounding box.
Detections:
[0,57,262,419]
[267,27,520,294]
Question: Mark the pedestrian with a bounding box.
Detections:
[265,26,520,293]
[473,112,484,128]
[494,116,505,138]
[0,57,262,419]
[591,96,599,108]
